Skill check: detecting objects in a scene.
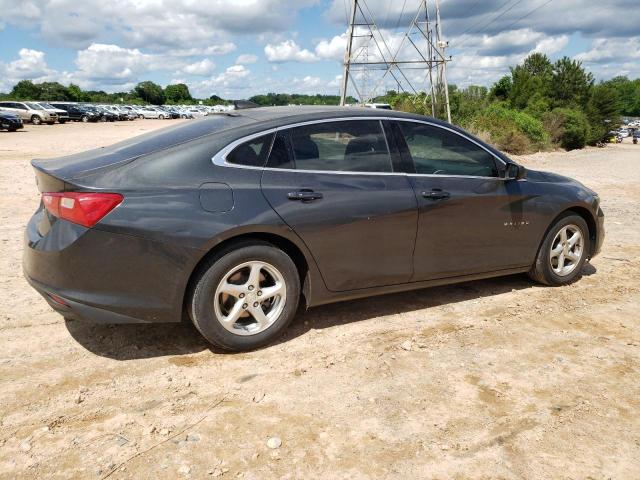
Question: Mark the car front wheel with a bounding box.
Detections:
[31,115,42,125]
[529,213,590,286]
[189,243,300,351]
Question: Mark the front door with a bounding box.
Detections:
[392,120,534,280]
[261,119,418,292]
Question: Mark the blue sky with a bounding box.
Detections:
[0,0,638,99]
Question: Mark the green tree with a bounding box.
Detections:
[67,83,84,102]
[134,81,166,104]
[550,57,594,108]
[165,83,192,103]
[38,82,72,101]
[602,76,640,116]
[586,84,621,144]
[508,53,553,109]
[490,75,512,100]
[10,80,42,99]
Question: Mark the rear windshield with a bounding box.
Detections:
[33,114,255,179]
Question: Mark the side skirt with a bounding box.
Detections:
[307,266,531,308]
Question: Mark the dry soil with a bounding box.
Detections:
[1,121,639,479]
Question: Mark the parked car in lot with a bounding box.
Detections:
[0,101,57,124]
[88,106,118,122]
[136,107,166,119]
[49,103,101,123]
[0,111,23,131]
[23,106,604,351]
[35,102,70,124]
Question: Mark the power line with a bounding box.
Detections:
[455,0,525,49]
[457,0,514,37]
[394,0,408,31]
[501,0,554,31]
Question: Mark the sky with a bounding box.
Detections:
[0,0,638,100]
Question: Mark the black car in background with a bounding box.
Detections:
[24,107,605,351]
[88,106,118,122]
[49,103,100,122]
[0,111,23,131]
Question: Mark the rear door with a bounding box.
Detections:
[260,119,418,292]
[392,120,533,280]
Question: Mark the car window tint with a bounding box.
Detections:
[226,134,272,167]
[267,132,294,169]
[398,122,499,177]
[289,120,392,173]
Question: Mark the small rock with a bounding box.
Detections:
[400,340,412,351]
[266,436,282,449]
[20,441,32,452]
[252,392,265,403]
[178,465,191,475]
[209,467,224,477]
[79,386,89,393]
[144,425,156,435]
[75,394,84,404]
[159,428,171,436]
[186,433,201,442]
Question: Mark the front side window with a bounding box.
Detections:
[226,134,273,167]
[398,122,499,177]
[288,120,392,173]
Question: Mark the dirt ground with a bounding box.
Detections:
[1,121,639,480]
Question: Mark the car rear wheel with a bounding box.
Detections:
[81,115,89,123]
[529,213,590,286]
[189,243,300,351]
[158,114,165,120]
[31,115,42,125]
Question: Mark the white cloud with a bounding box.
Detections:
[183,59,216,76]
[315,34,347,60]
[235,54,258,65]
[0,0,320,50]
[166,43,237,57]
[265,40,318,63]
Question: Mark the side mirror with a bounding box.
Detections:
[501,162,526,181]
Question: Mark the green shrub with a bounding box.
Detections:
[543,108,590,150]
[468,103,549,154]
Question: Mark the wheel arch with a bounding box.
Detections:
[181,231,314,319]
[539,205,598,259]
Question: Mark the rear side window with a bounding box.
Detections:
[288,120,392,173]
[398,122,499,177]
[226,133,273,167]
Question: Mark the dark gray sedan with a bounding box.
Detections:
[24,107,604,351]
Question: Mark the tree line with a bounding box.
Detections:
[0,80,216,105]
[376,54,638,153]
[1,54,636,153]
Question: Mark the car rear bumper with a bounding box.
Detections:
[23,209,200,324]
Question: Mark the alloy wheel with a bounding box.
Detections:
[213,261,286,336]
[549,224,584,276]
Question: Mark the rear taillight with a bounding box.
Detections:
[41,192,123,228]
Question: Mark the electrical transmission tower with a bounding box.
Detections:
[339,0,452,123]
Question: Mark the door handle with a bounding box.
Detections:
[422,189,450,200]
[287,190,324,202]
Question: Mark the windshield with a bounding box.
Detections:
[39,102,55,109]
[26,102,44,110]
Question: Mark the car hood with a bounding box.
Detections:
[526,169,596,195]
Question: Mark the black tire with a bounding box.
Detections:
[158,114,165,120]
[188,242,300,351]
[529,213,590,286]
[31,115,42,125]
[81,115,89,123]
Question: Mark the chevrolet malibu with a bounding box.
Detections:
[24,107,604,351]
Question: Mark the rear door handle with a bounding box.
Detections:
[287,190,324,202]
[422,189,450,200]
